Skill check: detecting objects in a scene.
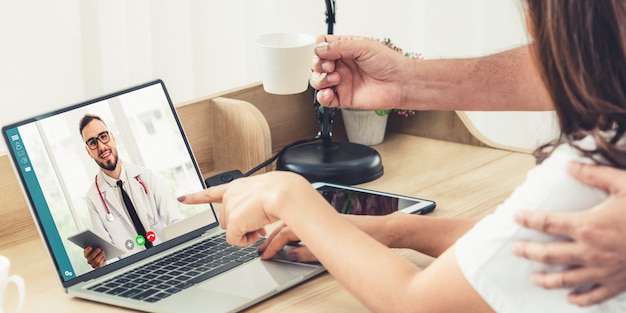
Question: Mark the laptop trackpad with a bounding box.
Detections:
[197,259,314,299]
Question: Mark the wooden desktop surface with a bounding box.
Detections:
[1,132,535,313]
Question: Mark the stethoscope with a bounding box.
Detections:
[94,174,148,222]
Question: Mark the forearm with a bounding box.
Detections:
[402,45,552,111]
[280,196,423,312]
[343,213,478,258]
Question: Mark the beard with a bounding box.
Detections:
[96,149,118,171]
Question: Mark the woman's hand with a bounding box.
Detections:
[257,223,319,262]
[178,171,317,247]
[257,213,403,263]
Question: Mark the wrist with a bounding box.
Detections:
[264,172,317,219]
[382,212,404,248]
[340,213,397,247]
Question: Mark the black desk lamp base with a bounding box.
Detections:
[276,141,383,185]
[274,0,382,186]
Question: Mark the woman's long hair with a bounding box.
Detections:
[527,0,626,168]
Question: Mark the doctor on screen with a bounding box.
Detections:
[80,114,183,269]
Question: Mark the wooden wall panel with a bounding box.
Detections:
[0,155,37,249]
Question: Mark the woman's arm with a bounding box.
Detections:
[257,213,477,262]
[343,213,477,257]
[179,172,491,312]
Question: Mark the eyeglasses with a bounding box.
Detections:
[85,131,111,150]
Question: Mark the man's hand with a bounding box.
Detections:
[513,161,626,306]
[311,35,409,110]
[84,246,106,269]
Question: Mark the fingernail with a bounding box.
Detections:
[316,42,329,50]
[567,161,582,173]
[513,210,530,223]
[326,72,339,83]
[511,242,522,255]
[321,88,335,99]
[321,61,334,73]
[177,196,186,202]
[287,251,299,262]
[529,274,542,285]
[310,72,327,83]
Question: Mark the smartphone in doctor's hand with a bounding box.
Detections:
[312,182,436,216]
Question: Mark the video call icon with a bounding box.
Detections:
[146,231,156,243]
[135,235,146,246]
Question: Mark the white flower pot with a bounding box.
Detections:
[341,109,389,146]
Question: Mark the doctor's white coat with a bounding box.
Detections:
[85,161,184,259]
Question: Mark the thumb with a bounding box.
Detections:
[286,246,319,263]
[315,36,368,61]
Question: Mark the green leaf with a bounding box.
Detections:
[374,109,391,116]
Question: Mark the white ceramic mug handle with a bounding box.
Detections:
[6,275,24,313]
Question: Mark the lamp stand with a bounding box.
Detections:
[275,0,384,185]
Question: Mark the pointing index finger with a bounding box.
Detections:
[178,185,227,205]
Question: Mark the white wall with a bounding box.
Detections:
[0,0,557,154]
[334,0,558,151]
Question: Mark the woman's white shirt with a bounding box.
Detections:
[455,136,626,312]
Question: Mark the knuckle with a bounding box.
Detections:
[542,272,569,288]
[583,250,608,265]
[540,213,554,233]
[598,266,619,278]
[535,247,555,264]
[560,273,569,288]
[577,222,600,242]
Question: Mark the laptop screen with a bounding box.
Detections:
[2,80,217,284]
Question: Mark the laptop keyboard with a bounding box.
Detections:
[87,233,264,303]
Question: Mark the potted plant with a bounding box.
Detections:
[342,38,422,146]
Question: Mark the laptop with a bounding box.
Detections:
[2,79,325,313]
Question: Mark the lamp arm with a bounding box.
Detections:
[324,0,336,35]
[313,92,334,146]
[315,0,337,146]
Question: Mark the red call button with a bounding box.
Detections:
[146,231,156,242]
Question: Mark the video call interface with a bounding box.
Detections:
[4,81,216,281]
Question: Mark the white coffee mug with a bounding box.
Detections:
[0,256,24,313]
[255,33,316,95]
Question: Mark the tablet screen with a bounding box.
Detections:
[317,185,425,215]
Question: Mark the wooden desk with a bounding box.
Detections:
[1,133,534,313]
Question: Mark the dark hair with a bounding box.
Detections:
[79,114,106,136]
[527,0,626,168]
